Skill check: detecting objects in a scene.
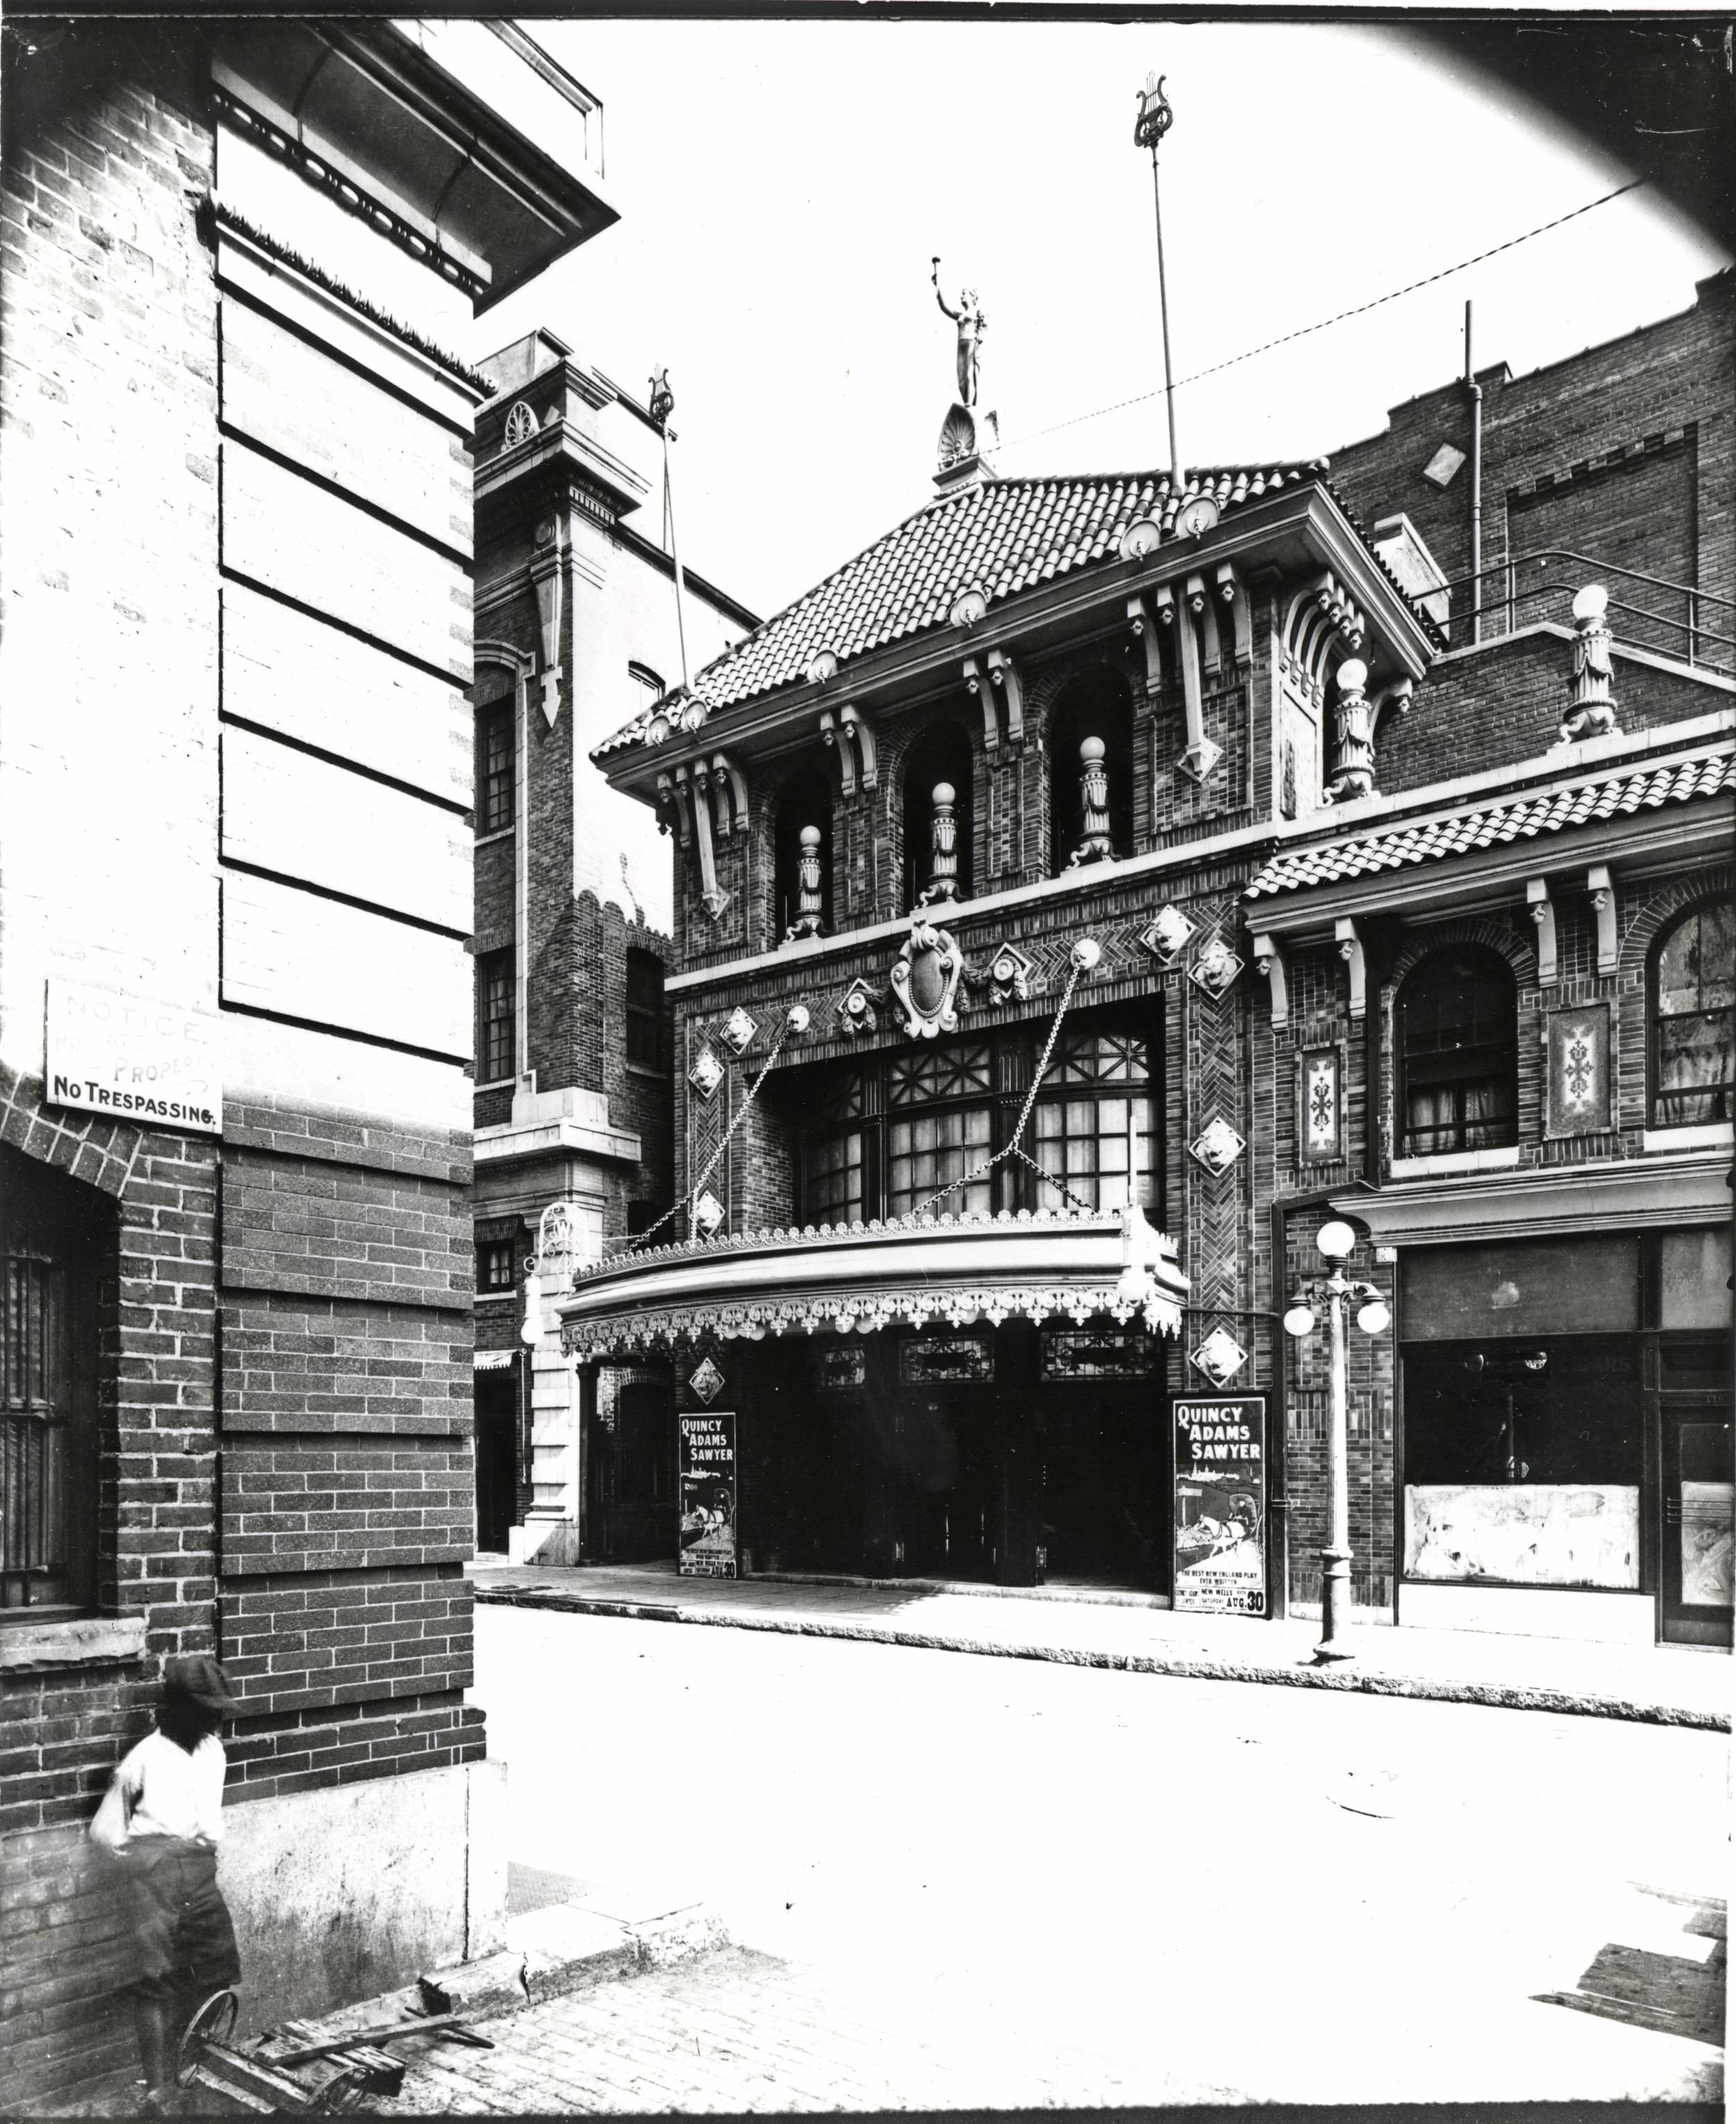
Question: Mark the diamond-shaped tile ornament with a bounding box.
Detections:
[1187,937,1244,1002]
[720,1007,758,1056]
[1140,904,1196,968]
[985,943,1033,1008]
[689,1047,724,1101]
[837,981,877,1037]
[1190,1327,1248,1386]
[692,1190,726,1240]
[688,1355,725,1405]
[1189,1117,1245,1176]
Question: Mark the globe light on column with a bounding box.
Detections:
[519,1269,544,1347]
[1315,1219,1357,1261]
[1356,1296,1392,1336]
[1282,1294,1317,1338]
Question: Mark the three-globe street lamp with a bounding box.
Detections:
[1283,1219,1391,1663]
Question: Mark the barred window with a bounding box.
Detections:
[478,949,515,1083]
[2,1147,103,1613]
[478,704,512,833]
[1654,903,1735,1127]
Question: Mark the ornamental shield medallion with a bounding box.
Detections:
[890,916,963,1039]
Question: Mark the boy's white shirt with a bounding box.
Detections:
[89,1730,226,1849]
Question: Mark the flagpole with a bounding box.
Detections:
[1134,74,1181,485]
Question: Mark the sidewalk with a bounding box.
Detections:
[470,1559,1730,1729]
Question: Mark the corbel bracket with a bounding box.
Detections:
[711,753,749,838]
[1251,932,1289,1030]
[655,769,690,851]
[818,707,856,797]
[840,704,877,789]
[1163,581,1223,783]
[1335,916,1367,1021]
[1526,878,1557,987]
[1586,864,1617,975]
[985,647,1024,747]
[1127,595,1163,696]
[682,761,730,922]
[962,656,996,754]
[1216,562,1251,665]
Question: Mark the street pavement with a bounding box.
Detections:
[470,1558,1731,1728]
[431,1599,1728,2111]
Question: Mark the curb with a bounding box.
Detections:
[474,1585,1731,1732]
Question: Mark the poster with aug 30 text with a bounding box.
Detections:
[1174,1396,1265,1615]
[678,1411,737,1578]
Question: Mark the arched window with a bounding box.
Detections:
[902,721,974,911]
[771,771,833,943]
[1653,901,1735,1127]
[1049,670,1134,874]
[1396,948,1517,1159]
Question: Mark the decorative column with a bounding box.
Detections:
[1323,658,1376,803]
[1560,583,1619,744]
[786,824,826,940]
[920,781,960,904]
[1068,737,1115,867]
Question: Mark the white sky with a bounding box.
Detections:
[472,19,1730,626]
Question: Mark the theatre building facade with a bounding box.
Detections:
[555,272,1733,1650]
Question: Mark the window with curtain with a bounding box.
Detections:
[1031,1031,1155,1212]
[1653,902,1735,1126]
[788,1018,1158,1228]
[1396,948,1517,1158]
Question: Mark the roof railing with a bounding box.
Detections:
[1427,548,1735,677]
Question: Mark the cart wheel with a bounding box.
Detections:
[175,1987,238,2086]
[311,2066,365,2113]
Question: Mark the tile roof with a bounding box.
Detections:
[1244,750,1735,900]
[594,461,1329,759]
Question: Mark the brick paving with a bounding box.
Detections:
[367,1945,1233,2114]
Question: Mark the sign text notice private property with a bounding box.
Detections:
[44,979,222,1134]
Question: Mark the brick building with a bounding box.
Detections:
[0,19,611,2106]
[555,271,1732,1648]
[467,333,756,1568]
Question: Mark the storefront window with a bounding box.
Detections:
[1653,902,1735,1125]
[1396,948,1517,1156]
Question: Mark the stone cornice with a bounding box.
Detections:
[1331,1150,1733,1247]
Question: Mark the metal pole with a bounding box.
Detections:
[662,424,692,693]
[1465,300,1483,646]
[1150,151,1180,485]
[1317,1268,1355,1661]
[1133,76,1181,486]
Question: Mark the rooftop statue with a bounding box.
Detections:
[932,258,987,408]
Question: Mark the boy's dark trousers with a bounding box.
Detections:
[120,1838,241,2090]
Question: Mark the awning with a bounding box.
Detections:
[474,1350,517,1371]
[555,1205,1187,1360]
[1330,1150,1732,1247]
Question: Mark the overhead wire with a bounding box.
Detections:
[1001,176,1650,454]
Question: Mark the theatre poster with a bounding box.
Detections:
[1174,1395,1266,1616]
[678,1411,737,1578]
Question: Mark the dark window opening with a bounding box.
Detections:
[771,772,833,942]
[1049,670,1135,874]
[1402,1337,1640,1488]
[626,949,667,1071]
[1653,902,1735,1127]
[626,1200,671,1238]
[628,661,665,699]
[477,701,513,833]
[901,721,975,911]
[479,1239,517,1293]
[2,1145,106,1613]
[478,949,515,1083]
[1396,947,1517,1158]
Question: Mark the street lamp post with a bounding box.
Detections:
[1282,1220,1390,1663]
